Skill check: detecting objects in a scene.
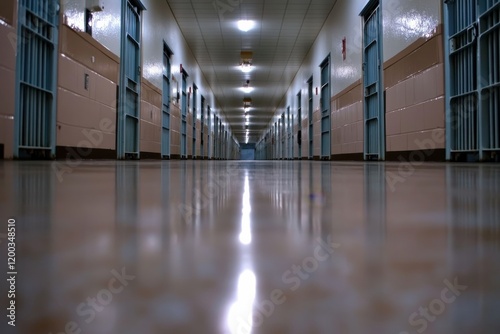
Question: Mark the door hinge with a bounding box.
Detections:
[468,23,478,43]
[450,38,456,52]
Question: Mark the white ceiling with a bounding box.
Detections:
[165,0,338,144]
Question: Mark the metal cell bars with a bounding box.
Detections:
[213,115,218,159]
[479,0,500,156]
[445,0,479,158]
[207,105,211,158]
[287,106,292,159]
[291,114,295,158]
[162,43,172,159]
[276,118,279,159]
[200,96,205,158]
[320,56,331,159]
[445,0,500,160]
[181,70,188,158]
[219,119,223,159]
[14,0,60,158]
[281,113,286,159]
[118,0,143,159]
[192,84,197,159]
[362,3,384,160]
[308,77,314,158]
[297,91,302,158]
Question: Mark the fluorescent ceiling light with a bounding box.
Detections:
[241,64,253,73]
[240,87,254,94]
[238,20,255,32]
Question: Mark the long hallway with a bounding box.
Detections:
[1,160,499,333]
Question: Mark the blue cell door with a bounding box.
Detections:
[220,124,225,159]
[320,56,331,159]
[281,113,286,159]
[162,43,172,159]
[308,77,314,159]
[201,96,205,158]
[287,106,293,159]
[14,0,60,159]
[181,69,188,158]
[214,116,218,159]
[192,84,197,159]
[118,0,145,159]
[361,1,385,161]
[207,105,211,158]
[444,0,500,161]
[297,92,302,158]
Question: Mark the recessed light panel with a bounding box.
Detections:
[238,20,255,32]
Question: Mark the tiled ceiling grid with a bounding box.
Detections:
[165,0,337,143]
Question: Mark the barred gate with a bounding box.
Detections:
[117,0,145,159]
[14,0,60,159]
[320,55,331,159]
[162,43,172,159]
[361,1,385,160]
[445,0,500,161]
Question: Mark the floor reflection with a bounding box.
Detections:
[0,161,499,333]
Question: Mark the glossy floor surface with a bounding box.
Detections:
[0,160,500,334]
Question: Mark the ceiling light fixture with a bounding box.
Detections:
[240,51,253,73]
[240,80,254,94]
[241,62,253,73]
[238,20,255,32]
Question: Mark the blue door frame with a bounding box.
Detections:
[207,105,211,158]
[287,106,292,159]
[361,0,385,161]
[281,113,286,159]
[214,115,219,159]
[14,0,60,159]
[200,96,205,158]
[180,68,188,158]
[192,84,197,159]
[117,0,145,159]
[444,0,500,161]
[320,55,331,160]
[308,76,313,159]
[162,42,173,159]
[297,91,302,158]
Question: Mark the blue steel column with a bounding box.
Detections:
[444,0,453,160]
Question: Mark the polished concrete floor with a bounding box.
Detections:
[0,160,499,334]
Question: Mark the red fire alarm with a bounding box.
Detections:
[342,37,347,61]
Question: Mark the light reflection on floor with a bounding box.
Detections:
[0,160,499,334]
